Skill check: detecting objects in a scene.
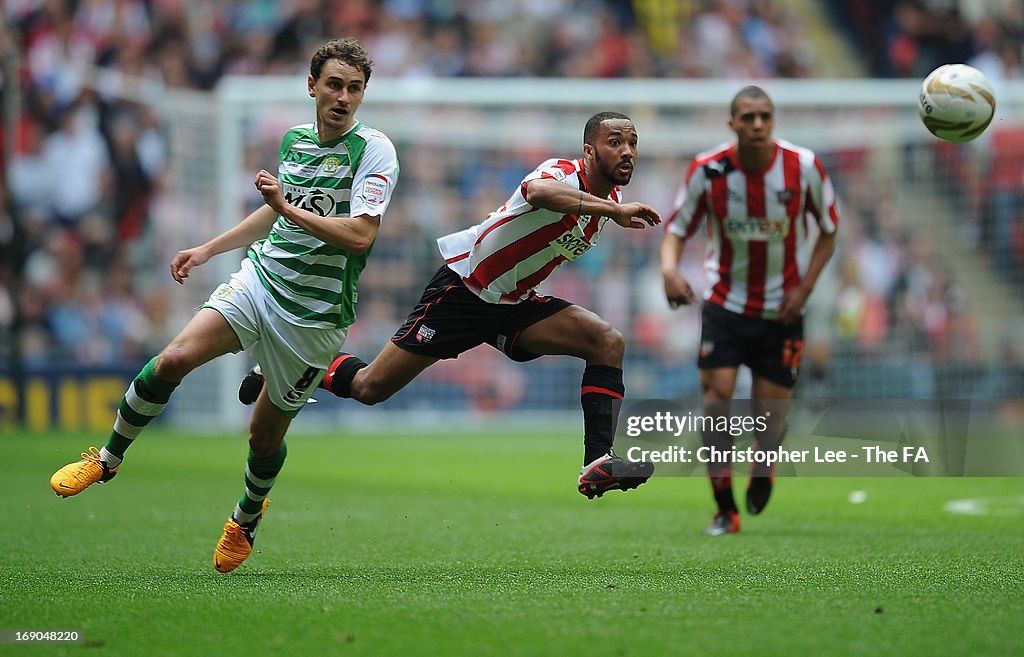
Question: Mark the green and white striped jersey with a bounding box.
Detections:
[247,121,399,329]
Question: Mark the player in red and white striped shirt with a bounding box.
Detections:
[660,86,839,535]
[240,112,662,498]
[437,155,626,304]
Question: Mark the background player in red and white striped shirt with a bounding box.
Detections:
[660,86,840,536]
[240,112,662,498]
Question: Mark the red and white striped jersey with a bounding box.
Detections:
[438,158,621,304]
[666,138,840,319]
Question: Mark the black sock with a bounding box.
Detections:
[580,365,624,465]
[710,467,738,514]
[704,397,737,513]
[322,353,367,398]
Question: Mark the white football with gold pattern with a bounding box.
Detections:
[918,64,996,143]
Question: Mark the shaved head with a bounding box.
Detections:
[730,86,773,117]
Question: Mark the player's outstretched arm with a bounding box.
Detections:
[170,204,279,284]
[524,179,660,228]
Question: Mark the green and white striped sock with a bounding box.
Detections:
[104,357,178,466]
[233,443,287,524]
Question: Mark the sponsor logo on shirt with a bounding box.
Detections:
[362,174,389,207]
[283,183,338,217]
[282,161,320,177]
[553,231,592,259]
[552,223,596,260]
[724,217,790,240]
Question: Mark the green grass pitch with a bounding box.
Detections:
[3,429,1022,656]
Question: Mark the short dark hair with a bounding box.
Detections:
[310,38,374,83]
[729,85,773,116]
[584,111,631,145]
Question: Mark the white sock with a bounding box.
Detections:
[99,447,122,469]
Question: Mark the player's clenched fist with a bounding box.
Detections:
[255,169,287,214]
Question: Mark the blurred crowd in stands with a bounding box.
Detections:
[827,1,1024,352]
[0,0,1022,402]
[825,0,1022,80]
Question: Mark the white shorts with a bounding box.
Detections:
[204,258,347,417]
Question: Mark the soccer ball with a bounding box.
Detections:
[918,64,996,143]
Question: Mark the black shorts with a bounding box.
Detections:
[698,302,805,389]
[391,265,572,361]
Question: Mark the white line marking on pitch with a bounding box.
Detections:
[943,496,1024,516]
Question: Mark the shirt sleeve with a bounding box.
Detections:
[806,155,840,235]
[519,158,576,199]
[666,159,707,239]
[349,132,400,219]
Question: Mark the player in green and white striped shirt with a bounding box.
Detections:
[49,38,399,573]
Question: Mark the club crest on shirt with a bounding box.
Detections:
[322,156,340,174]
[776,188,795,205]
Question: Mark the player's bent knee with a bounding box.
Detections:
[154,349,193,382]
[606,326,626,353]
[583,323,625,362]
